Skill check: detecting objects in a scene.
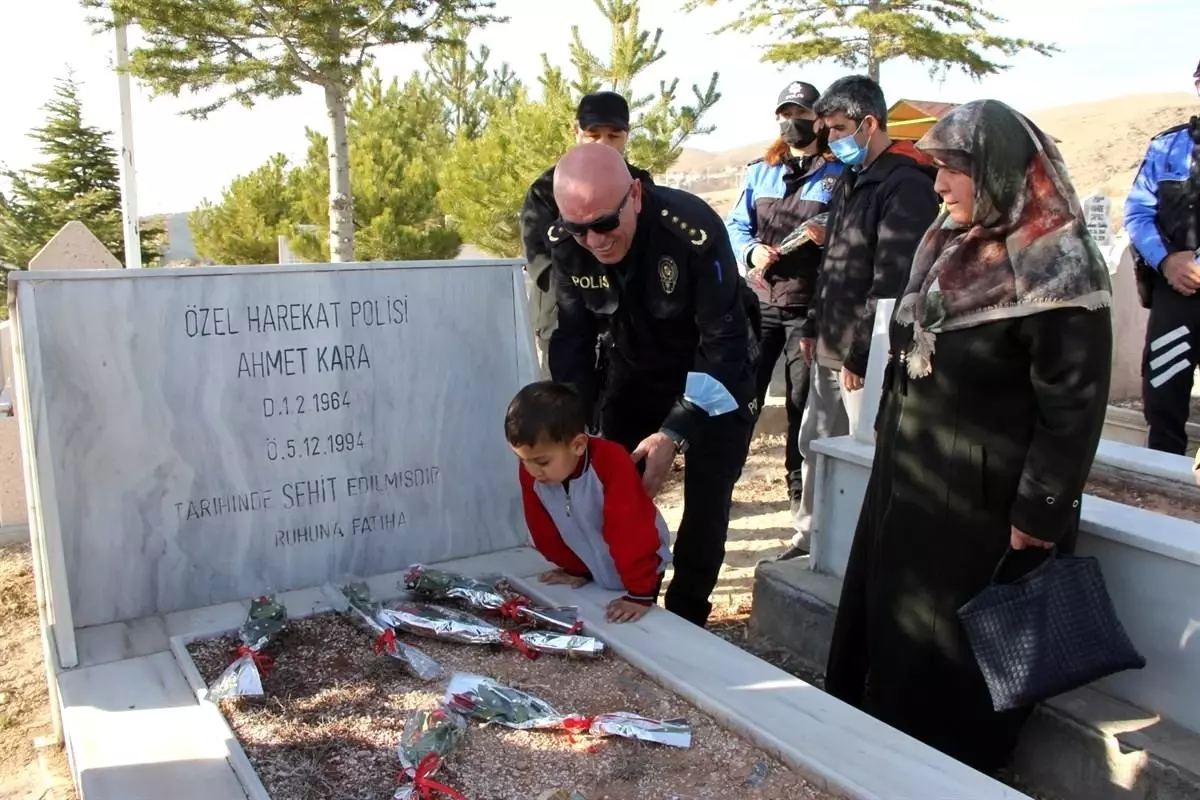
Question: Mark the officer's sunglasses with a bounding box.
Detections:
[559,183,634,237]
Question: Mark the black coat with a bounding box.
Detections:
[825,306,1113,774]
[548,184,758,441]
[803,142,940,375]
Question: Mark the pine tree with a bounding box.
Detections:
[82,0,499,262]
[190,154,297,265]
[289,69,461,262]
[193,69,459,264]
[0,73,162,274]
[438,81,577,257]
[424,20,517,140]
[437,0,721,256]
[572,0,720,174]
[685,0,1058,82]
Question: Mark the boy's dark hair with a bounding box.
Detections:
[814,75,889,131]
[505,381,588,447]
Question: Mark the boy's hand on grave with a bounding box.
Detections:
[538,568,589,588]
[605,597,651,623]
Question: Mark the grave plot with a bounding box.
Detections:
[185,601,830,799]
[1085,472,1200,523]
[11,261,1031,800]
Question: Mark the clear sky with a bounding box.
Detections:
[1,0,1194,214]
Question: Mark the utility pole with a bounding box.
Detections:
[114,19,142,268]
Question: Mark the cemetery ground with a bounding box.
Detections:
[0,433,1193,797]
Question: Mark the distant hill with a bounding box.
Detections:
[686,92,1197,222]
[1028,92,1196,221]
[151,93,1197,261]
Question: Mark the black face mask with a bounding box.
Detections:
[779,117,816,148]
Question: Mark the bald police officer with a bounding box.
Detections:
[547,143,759,628]
[522,92,655,378]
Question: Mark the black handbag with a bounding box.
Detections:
[957,547,1146,713]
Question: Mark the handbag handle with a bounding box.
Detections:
[989,544,1058,586]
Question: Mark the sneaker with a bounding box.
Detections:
[773,544,809,561]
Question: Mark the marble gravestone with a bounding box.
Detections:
[1082,193,1113,247]
[10,260,537,663]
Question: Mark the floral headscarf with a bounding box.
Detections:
[895,99,1112,378]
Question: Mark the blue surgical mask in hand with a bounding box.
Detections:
[683,372,739,416]
[830,119,869,167]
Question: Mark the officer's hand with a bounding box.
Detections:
[799,337,816,366]
[804,221,827,246]
[841,368,864,392]
[750,245,779,271]
[631,431,677,499]
[1162,251,1200,296]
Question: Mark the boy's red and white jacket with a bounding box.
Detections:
[519,437,671,605]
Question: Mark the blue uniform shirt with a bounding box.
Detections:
[1125,126,1195,270]
[726,157,843,274]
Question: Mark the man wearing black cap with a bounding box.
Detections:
[521,92,654,378]
[1125,59,1200,454]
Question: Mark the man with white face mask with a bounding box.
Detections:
[781,75,940,560]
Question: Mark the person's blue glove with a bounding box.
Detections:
[683,372,738,416]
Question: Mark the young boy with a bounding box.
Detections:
[505,381,671,623]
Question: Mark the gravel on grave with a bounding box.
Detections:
[188,611,834,800]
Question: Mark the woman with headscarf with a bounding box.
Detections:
[824,99,1114,775]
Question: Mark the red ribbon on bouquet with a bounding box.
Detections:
[561,716,599,752]
[374,628,397,655]
[405,754,467,800]
[233,645,275,676]
[496,597,528,622]
[500,629,540,661]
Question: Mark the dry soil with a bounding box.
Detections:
[187,611,832,800]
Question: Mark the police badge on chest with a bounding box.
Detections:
[657,256,678,294]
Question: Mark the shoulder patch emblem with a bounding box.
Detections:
[658,255,678,294]
[821,175,838,193]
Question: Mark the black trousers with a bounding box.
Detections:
[754,303,811,487]
[600,386,754,627]
[1143,276,1200,455]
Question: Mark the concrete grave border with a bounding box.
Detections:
[158,548,1028,800]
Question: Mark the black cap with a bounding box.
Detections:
[576,91,631,132]
[775,81,820,113]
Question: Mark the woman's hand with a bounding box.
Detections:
[1010,526,1054,551]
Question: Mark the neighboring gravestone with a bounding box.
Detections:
[1108,236,1150,403]
[1083,193,1114,247]
[11,261,535,634]
[28,221,123,271]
